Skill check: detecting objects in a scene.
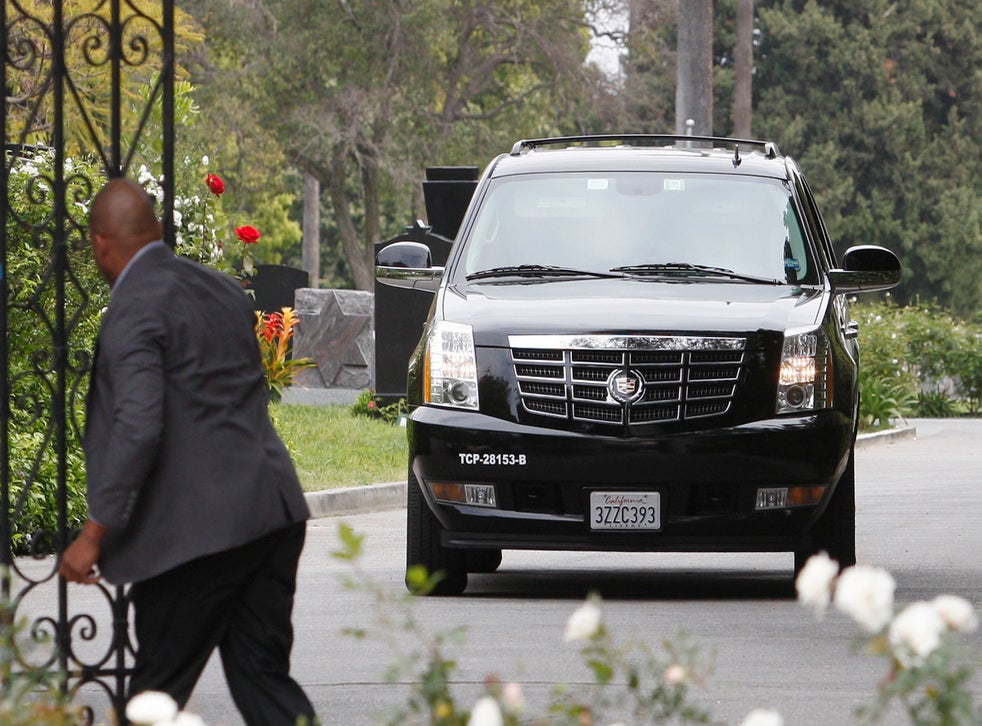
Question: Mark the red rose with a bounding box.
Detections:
[235,225,261,244]
[205,173,225,196]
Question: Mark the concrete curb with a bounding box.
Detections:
[305,480,406,519]
[855,425,917,449]
[305,426,918,519]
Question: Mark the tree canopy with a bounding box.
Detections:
[176,0,978,317]
[752,0,980,318]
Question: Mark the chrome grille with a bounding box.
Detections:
[510,334,747,426]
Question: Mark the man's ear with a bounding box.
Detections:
[90,231,117,283]
[90,231,108,262]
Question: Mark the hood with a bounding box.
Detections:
[440,278,828,347]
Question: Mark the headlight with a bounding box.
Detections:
[777,328,830,414]
[423,321,479,409]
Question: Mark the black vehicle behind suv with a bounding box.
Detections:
[377,135,901,595]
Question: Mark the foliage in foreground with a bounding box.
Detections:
[0,596,85,725]
[333,525,979,726]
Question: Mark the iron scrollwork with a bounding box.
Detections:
[3,0,175,721]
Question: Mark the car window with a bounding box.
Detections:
[462,172,817,284]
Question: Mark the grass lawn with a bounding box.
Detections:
[271,403,408,492]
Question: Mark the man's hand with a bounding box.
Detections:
[59,519,107,584]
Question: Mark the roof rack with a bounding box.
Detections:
[509,134,780,159]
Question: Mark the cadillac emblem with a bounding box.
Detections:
[607,369,645,403]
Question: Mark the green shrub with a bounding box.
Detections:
[859,376,917,430]
[855,299,982,427]
[351,389,408,425]
[914,389,959,418]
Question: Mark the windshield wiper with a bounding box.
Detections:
[610,262,783,285]
[466,264,625,281]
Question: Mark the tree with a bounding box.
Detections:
[182,0,602,290]
[4,0,203,155]
[753,0,980,317]
[620,0,677,133]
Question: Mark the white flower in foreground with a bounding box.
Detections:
[890,601,946,667]
[741,708,783,726]
[932,594,978,633]
[833,565,895,633]
[467,695,504,726]
[663,663,687,686]
[564,598,602,642]
[502,681,525,712]
[173,713,208,726]
[126,691,179,725]
[795,552,839,618]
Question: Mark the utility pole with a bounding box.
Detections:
[733,0,753,138]
[675,0,713,136]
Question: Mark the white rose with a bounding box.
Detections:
[795,552,839,618]
[833,565,896,633]
[741,708,783,726]
[663,664,687,686]
[932,595,978,633]
[564,598,602,642]
[502,681,525,712]
[467,695,503,726]
[125,691,179,725]
[890,601,946,667]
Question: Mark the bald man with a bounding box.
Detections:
[59,178,316,725]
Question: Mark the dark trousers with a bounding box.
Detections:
[128,522,315,726]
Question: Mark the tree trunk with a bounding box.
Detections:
[302,172,320,288]
[675,0,713,136]
[733,0,753,138]
[325,148,374,291]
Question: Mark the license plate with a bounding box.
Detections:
[589,491,661,530]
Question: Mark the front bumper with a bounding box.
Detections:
[409,406,854,553]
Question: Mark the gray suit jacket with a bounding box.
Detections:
[84,244,310,585]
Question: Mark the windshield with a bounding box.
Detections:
[460,172,816,284]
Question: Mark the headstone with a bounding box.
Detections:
[292,289,374,389]
[245,264,310,313]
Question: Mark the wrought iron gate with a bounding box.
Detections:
[2,0,174,720]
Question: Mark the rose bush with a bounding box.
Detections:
[330,527,979,726]
[796,554,979,725]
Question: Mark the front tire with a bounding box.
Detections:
[794,448,857,574]
[406,468,467,596]
[466,549,502,574]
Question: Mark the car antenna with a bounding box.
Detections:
[732,144,742,167]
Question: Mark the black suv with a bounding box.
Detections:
[377,135,901,595]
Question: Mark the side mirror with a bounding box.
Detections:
[375,241,444,292]
[827,245,901,294]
